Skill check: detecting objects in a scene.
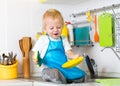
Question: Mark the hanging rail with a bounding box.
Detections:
[71,3,120,17]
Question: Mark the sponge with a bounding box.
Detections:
[62,56,83,68]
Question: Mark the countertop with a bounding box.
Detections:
[0,77,102,86]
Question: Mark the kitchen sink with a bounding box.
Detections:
[25,76,117,82]
[16,76,120,86]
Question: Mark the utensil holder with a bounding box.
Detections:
[0,60,18,80]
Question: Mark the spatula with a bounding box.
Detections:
[19,39,25,57]
[94,15,99,42]
[22,37,32,78]
[22,37,31,58]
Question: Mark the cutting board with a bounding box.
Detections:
[98,12,114,47]
[96,79,120,86]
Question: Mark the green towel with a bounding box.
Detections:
[96,79,120,86]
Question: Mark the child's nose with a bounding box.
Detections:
[54,28,58,31]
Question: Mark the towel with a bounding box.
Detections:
[73,26,90,46]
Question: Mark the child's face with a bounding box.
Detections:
[44,17,63,39]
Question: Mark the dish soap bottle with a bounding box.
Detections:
[66,21,74,46]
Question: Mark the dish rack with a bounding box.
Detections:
[73,25,93,47]
[112,8,120,52]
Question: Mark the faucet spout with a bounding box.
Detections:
[101,47,110,52]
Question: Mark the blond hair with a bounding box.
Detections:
[42,9,64,32]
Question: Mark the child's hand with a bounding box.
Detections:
[72,54,83,59]
[66,50,83,60]
[32,51,43,67]
[73,54,80,59]
[73,54,84,62]
[32,52,38,65]
[33,57,38,65]
[62,55,84,68]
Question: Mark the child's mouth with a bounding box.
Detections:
[54,33,58,36]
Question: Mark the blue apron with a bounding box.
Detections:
[43,36,85,80]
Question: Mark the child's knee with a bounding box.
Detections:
[41,68,67,84]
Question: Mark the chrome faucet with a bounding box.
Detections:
[101,47,120,61]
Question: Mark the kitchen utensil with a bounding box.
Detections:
[62,56,83,68]
[8,52,17,64]
[19,39,25,57]
[22,57,30,79]
[94,15,99,42]
[12,54,17,64]
[22,37,32,78]
[22,37,31,57]
[98,12,114,47]
[85,55,96,78]
[0,55,4,65]
[86,11,92,22]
